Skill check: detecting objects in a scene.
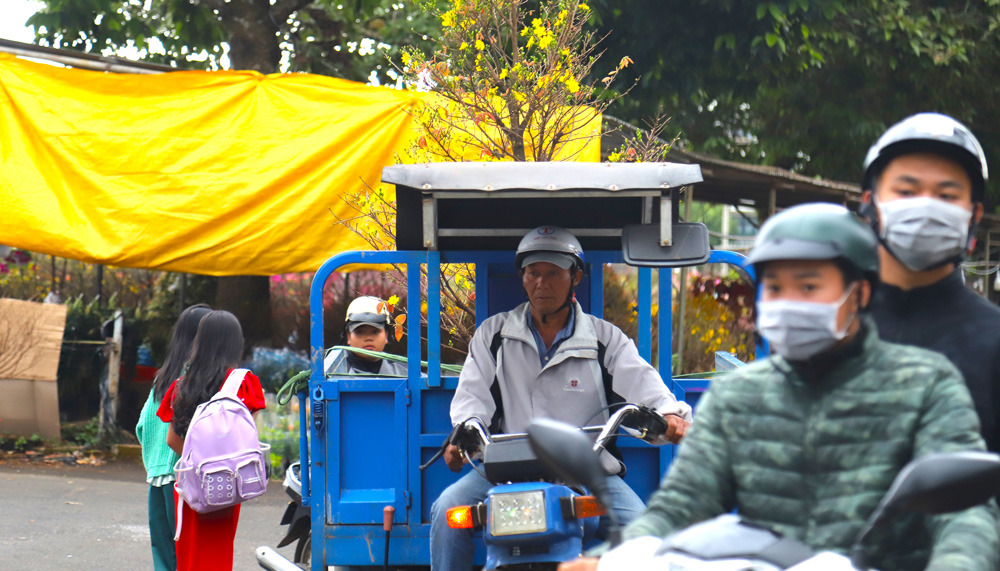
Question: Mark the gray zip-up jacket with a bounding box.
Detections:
[324,349,409,376]
[451,301,691,457]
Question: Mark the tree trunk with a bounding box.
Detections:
[218,0,285,73]
[216,276,273,352]
[206,0,294,351]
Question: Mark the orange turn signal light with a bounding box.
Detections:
[447,506,474,529]
[573,496,606,519]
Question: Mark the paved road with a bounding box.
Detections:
[0,458,301,571]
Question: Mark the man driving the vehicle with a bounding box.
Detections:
[430,226,693,571]
[560,204,999,571]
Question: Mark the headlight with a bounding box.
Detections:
[489,490,547,536]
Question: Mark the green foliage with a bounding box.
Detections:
[587,0,1000,199]
[60,417,102,448]
[142,273,216,364]
[256,395,300,479]
[244,347,310,393]
[0,433,46,452]
[57,297,114,421]
[677,272,755,373]
[603,264,755,375]
[29,0,443,82]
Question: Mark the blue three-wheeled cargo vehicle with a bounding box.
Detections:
[258,161,759,571]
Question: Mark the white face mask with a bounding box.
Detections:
[756,284,858,362]
[877,196,972,271]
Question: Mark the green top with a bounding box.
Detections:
[135,390,180,483]
[601,325,999,570]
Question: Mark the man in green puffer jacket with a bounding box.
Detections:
[561,203,999,571]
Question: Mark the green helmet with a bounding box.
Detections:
[746,203,879,282]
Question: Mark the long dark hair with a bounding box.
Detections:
[170,310,245,438]
[153,304,211,401]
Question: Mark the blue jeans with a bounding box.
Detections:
[430,470,645,571]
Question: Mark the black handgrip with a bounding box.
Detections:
[629,404,669,442]
[420,422,481,471]
[451,425,483,455]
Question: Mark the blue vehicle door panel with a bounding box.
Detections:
[327,377,408,525]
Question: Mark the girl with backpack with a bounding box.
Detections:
[136,304,210,571]
[157,310,266,571]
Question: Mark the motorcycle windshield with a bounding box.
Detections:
[655,515,814,568]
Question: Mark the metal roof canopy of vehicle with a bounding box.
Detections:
[382,161,703,192]
[384,162,704,252]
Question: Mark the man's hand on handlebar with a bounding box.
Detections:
[558,556,599,571]
[660,413,690,444]
[444,444,469,472]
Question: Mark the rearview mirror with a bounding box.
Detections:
[851,451,1000,568]
[621,223,711,268]
[880,451,1000,515]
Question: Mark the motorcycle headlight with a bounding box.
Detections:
[489,490,547,536]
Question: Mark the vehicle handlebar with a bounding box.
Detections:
[419,403,667,471]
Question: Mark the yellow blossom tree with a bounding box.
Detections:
[400,0,630,162]
[337,0,633,354]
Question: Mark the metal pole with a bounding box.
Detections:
[721,205,730,250]
[99,310,124,441]
[674,187,694,375]
[0,42,167,74]
[109,311,124,421]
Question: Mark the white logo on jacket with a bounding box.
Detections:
[564,378,585,393]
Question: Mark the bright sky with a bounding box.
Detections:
[1,0,41,43]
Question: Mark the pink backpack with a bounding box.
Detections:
[173,368,269,538]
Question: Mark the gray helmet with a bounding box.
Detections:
[515,226,585,272]
[862,112,988,201]
[747,203,879,283]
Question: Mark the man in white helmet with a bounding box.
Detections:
[859,112,1000,453]
[429,226,693,571]
[323,296,407,376]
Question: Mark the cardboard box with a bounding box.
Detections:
[0,299,67,438]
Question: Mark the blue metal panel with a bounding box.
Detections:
[655,267,676,475]
[305,247,754,570]
[658,268,673,382]
[715,351,747,372]
[427,250,442,388]
[318,524,487,567]
[588,263,603,319]
[331,378,408,524]
[487,262,525,316]
[637,267,652,361]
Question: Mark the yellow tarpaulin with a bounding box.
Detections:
[0,53,600,275]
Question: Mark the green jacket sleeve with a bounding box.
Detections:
[914,360,1000,571]
[622,382,736,540]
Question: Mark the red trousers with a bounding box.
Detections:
[173,489,241,570]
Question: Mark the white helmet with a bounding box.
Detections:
[345,296,391,331]
[515,226,585,272]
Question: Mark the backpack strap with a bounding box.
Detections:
[220,368,250,397]
[488,331,505,434]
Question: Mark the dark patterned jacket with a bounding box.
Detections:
[871,270,1000,453]
[618,324,999,570]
